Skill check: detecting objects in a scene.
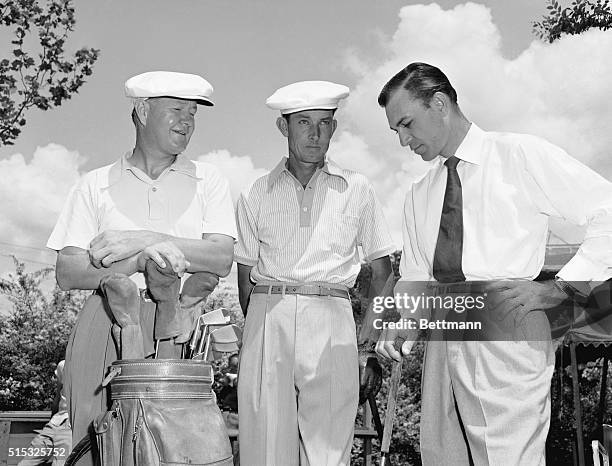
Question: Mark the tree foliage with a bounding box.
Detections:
[0,258,87,410]
[534,0,612,43]
[546,356,610,465]
[203,280,244,329]
[0,0,99,145]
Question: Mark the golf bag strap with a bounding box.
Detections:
[64,434,92,466]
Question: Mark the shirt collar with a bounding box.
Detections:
[104,152,200,188]
[451,122,484,166]
[109,151,200,185]
[166,153,200,178]
[322,159,348,181]
[267,157,348,191]
[267,157,289,189]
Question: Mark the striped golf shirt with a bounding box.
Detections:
[235,157,395,287]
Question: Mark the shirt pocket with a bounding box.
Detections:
[328,213,360,255]
[259,209,297,250]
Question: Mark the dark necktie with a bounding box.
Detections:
[433,156,466,283]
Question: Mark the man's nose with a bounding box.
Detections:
[180,111,194,126]
[309,125,320,141]
[399,130,412,147]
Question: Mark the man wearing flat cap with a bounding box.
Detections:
[235,80,395,465]
[47,71,236,465]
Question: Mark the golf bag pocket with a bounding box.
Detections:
[94,402,123,466]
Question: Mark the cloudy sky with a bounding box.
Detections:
[1,0,611,278]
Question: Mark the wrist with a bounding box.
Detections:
[553,277,588,304]
[135,252,147,273]
[141,231,170,247]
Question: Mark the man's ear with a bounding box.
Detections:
[331,119,338,137]
[134,99,149,126]
[276,116,289,137]
[432,92,450,117]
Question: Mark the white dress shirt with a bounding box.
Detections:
[400,123,612,283]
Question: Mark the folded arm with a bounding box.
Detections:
[56,247,139,291]
[88,230,234,277]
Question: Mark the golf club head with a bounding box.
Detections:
[204,325,243,362]
[189,308,232,353]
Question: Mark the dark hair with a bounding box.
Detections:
[377,62,457,107]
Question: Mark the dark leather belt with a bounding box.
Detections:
[252,284,350,300]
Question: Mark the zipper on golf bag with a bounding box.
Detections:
[132,404,144,466]
[94,402,123,466]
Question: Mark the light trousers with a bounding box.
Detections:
[238,292,359,466]
[420,310,555,466]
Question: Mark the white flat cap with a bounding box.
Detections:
[125,71,214,106]
[266,80,349,114]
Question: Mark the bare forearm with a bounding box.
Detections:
[237,264,255,315]
[113,230,233,275]
[170,235,234,277]
[369,257,393,300]
[358,256,394,345]
[56,250,139,291]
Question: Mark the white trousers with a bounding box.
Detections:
[238,292,359,466]
[420,310,555,466]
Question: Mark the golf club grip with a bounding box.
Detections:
[381,357,403,454]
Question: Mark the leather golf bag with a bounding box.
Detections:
[93,359,233,466]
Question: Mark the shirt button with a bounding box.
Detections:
[303,207,307,212]
[152,187,157,192]
[298,187,302,191]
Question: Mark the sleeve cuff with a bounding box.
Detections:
[363,245,397,262]
[234,255,258,267]
[46,238,90,252]
[556,252,611,283]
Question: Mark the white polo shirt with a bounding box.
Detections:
[47,152,237,287]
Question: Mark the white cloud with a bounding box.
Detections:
[0,144,83,249]
[196,150,268,202]
[333,1,612,245]
[328,131,386,179]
